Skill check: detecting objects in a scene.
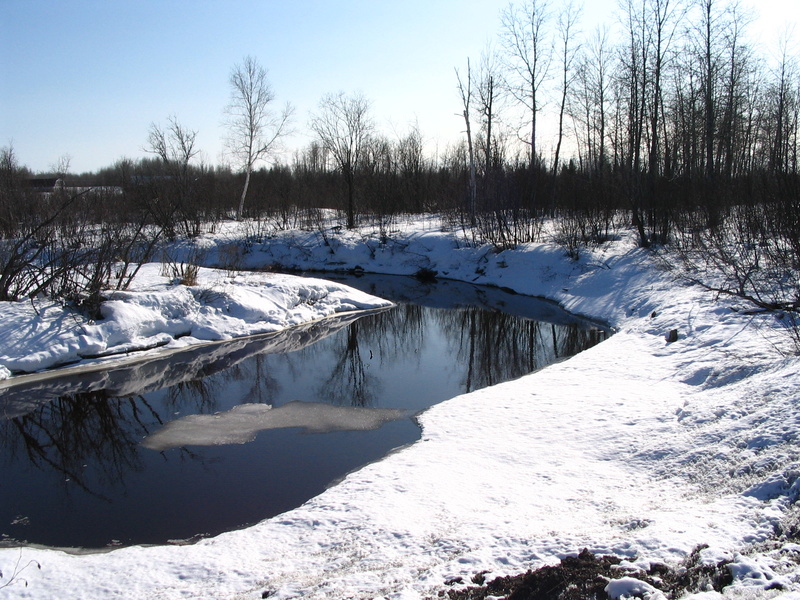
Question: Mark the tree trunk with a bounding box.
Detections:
[236,167,252,221]
[345,166,356,229]
[466,112,478,225]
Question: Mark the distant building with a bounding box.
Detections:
[26,178,65,193]
[25,178,122,196]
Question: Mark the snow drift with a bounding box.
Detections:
[0,267,392,377]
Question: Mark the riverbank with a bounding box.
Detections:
[1,218,799,598]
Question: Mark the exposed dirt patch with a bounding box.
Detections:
[430,547,735,600]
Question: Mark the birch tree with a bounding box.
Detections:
[225,56,294,220]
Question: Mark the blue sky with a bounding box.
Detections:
[1,0,797,174]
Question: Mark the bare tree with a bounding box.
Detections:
[50,154,72,180]
[617,0,686,246]
[145,115,200,237]
[146,115,199,172]
[717,1,754,178]
[572,25,613,172]
[396,121,427,213]
[646,0,686,184]
[552,1,582,175]
[767,32,799,174]
[456,59,478,223]
[695,0,720,181]
[475,48,505,178]
[309,91,374,229]
[500,0,553,167]
[225,56,294,220]
[619,0,648,180]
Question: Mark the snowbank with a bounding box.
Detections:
[1,220,799,599]
[0,265,392,376]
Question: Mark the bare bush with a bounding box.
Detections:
[160,246,206,286]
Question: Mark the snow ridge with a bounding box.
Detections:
[0,268,392,377]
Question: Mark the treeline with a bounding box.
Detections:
[1,0,799,321]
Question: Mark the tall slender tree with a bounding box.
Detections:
[500,0,553,168]
[225,56,294,221]
[456,59,479,224]
[552,1,582,175]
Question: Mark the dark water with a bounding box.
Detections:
[0,274,606,549]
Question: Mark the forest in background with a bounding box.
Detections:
[1,0,799,330]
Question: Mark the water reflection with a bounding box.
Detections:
[324,321,376,407]
[315,273,607,396]
[0,312,364,419]
[0,275,607,549]
[443,309,603,391]
[2,391,147,501]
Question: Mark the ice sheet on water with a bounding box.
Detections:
[141,401,411,450]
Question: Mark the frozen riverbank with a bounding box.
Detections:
[1,220,799,599]
[0,267,392,378]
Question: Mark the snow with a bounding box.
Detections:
[2,217,800,599]
[0,266,392,375]
[606,577,666,600]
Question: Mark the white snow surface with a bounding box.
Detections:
[605,577,666,600]
[2,217,800,599]
[0,267,391,376]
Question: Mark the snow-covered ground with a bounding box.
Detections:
[2,217,800,599]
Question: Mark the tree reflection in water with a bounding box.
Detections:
[440,308,606,392]
[324,321,373,407]
[3,391,150,500]
[317,304,427,407]
[0,275,607,548]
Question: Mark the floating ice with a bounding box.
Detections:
[141,401,410,450]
